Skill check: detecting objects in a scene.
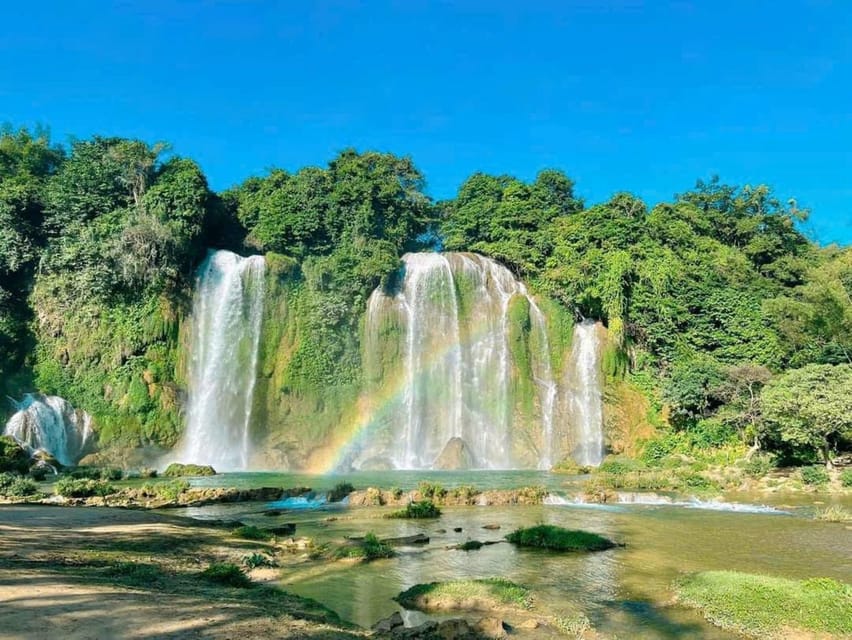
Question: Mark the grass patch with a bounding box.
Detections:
[102,561,167,586]
[386,500,441,519]
[232,525,273,541]
[199,562,253,588]
[841,469,852,487]
[506,525,616,552]
[675,571,852,638]
[458,540,484,551]
[396,578,532,612]
[335,533,394,561]
[814,505,852,523]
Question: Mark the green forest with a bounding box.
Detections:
[1,124,850,472]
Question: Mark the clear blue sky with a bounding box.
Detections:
[2,1,850,245]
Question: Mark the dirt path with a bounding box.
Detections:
[0,505,362,640]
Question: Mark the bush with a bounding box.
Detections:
[418,482,447,500]
[55,477,115,498]
[242,553,277,569]
[233,525,273,541]
[840,469,852,488]
[68,466,105,480]
[154,479,190,501]
[743,454,775,478]
[597,456,644,475]
[100,467,124,481]
[506,525,616,552]
[0,474,39,497]
[362,533,395,560]
[327,482,355,502]
[163,463,216,477]
[199,563,252,588]
[0,436,31,474]
[390,487,404,500]
[29,465,50,481]
[450,485,480,502]
[800,466,829,486]
[386,500,441,519]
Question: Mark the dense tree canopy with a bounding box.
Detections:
[0,124,848,463]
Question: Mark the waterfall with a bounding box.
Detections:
[4,394,93,466]
[178,250,266,471]
[567,320,605,466]
[362,252,557,470]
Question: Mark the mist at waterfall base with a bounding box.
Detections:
[174,250,266,471]
[3,394,93,466]
[174,250,604,472]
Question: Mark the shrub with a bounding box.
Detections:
[800,466,829,486]
[362,533,395,560]
[840,469,852,488]
[0,436,31,474]
[233,525,273,541]
[518,485,547,503]
[390,487,404,500]
[242,553,277,569]
[597,456,644,475]
[163,463,216,477]
[139,480,190,501]
[0,474,39,497]
[743,454,775,478]
[386,500,441,519]
[418,482,447,500]
[68,466,105,480]
[55,477,115,498]
[100,467,124,481]
[450,485,479,502]
[0,472,18,493]
[199,563,252,588]
[506,525,616,552]
[29,465,50,481]
[327,482,355,502]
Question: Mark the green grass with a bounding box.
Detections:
[800,465,829,486]
[386,500,441,519]
[396,578,532,612]
[102,561,167,586]
[505,525,616,552]
[676,571,852,638]
[232,525,274,541]
[199,563,253,588]
[335,533,395,561]
[814,505,852,523]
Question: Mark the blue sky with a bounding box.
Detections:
[2,1,850,245]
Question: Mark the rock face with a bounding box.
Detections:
[433,437,475,470]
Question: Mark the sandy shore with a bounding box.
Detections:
[0,505,362,640]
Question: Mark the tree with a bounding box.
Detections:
[760,364,852,467]
[714,363,772,457]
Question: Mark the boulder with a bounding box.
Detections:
[433,437,475,470]
[373,611,404,633]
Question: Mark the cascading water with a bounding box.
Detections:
[567,320,605,466]
[361,252,558,470]
[4,394,93,466]
[177,250,266,471]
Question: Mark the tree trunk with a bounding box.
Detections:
[745,436,760,461]
[822,441,834,469]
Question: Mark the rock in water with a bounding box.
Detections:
[433,437,475,470]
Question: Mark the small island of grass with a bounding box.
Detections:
[385,499,441,519]
[675,571,852,638]
[505,524,616,552]
[396,578,532,612]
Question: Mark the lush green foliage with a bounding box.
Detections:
[799,465,830,486]
[505,525,616,552]
[163,463,216,477]
[0,472,38,497]
[335,532,395,561]
[676,571,852,637]
[0,436,31,474]
[54,477,115,498]
[1,123,849,469]
[386,500,441,519]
